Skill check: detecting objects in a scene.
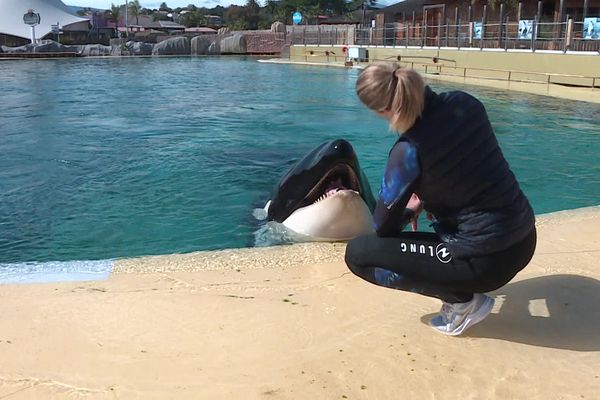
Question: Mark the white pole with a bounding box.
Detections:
[30,25,36,44]
[125,0,129,37]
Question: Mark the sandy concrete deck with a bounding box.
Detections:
[258,58,600,104]
[0,206,599,399]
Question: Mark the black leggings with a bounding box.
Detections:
[344,228,537,303]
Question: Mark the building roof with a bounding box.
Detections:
[157,20,185,29]
[104,14,186,31]
[320,10,371,24]
[184,27,217,33]
[379,0,439,16]
[319,5,379,25]
[0,0,88,39]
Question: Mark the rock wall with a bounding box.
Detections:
[220,33,247,54]
[33,41,79,53]
[1,41,118,56]
[0,31,287,57]
[271,21,285,33]
[79,44,121,56]
[2,41,77,54]
[190,36,212,55]
[1,44,33,53]
[161,30,285,56]
[208,41,220,55]
[127,41,154,56]
[152,37,190,56]
[244,32,286,54]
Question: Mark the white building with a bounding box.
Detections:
[0,0,87,41]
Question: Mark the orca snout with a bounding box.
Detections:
[332,138,352,152]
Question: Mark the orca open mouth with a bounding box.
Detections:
[266,139,377,224]
[298,163,361,209]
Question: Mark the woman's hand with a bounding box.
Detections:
[406,193,423,232]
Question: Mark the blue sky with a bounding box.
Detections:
[69,0,397,10]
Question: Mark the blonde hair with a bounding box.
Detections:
[356,62,425,133]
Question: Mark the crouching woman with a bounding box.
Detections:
[345,62,536,336]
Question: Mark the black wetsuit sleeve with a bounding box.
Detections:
[373,140,421,237]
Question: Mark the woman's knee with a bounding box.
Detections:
[344,234,370,276]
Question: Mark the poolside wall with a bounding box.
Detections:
[243,32,286,54]
[290,45,600,87]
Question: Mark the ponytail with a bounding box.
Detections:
[356,62,425,133]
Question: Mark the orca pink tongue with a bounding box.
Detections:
[313,178,350,203]
[322,178,349,199]
[325,178,346,192]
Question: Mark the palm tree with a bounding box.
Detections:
[128,0,142,25]
[106,3,120,36]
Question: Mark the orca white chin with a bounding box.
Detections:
[281,190,374,241]
[258,139,377,245]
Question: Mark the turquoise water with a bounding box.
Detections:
[1,57,599,266]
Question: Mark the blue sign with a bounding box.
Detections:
[292,11,302,25]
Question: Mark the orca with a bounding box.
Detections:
[257,139,376,241]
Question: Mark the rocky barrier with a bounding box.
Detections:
[0,31,286,58]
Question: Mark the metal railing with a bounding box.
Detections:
[372,57,598,88]
[293,46,599,88]
[287,26,352,46]
[299,48,347,63]
[289,20,600,53]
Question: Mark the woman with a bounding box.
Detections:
[345,62,536,336]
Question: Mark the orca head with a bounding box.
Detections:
[267,138,376,224]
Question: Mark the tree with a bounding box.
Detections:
[106,3,120,29]
[347,0,378,9]
[486,0,520,16]
[245,0,260,29]
[128,0,142,25]
[179,9,208,27]
[211,5,226,18]
[135,0,363,31]
[225,5,248,29]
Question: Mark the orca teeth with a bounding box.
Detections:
[303,163,361,207]
[314,188,349,204]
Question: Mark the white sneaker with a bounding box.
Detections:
[429,294,495,336]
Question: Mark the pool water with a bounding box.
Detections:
[1,57,599,267]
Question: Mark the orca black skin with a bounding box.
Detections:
[267,139,376,223]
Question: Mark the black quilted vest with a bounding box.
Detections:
[402,87,535,258]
